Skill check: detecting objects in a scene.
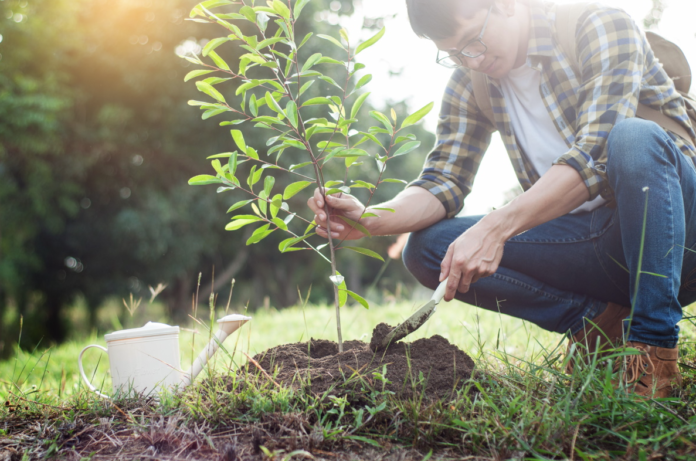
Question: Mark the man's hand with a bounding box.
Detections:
[439,218,507,301]
[307,188,370,240]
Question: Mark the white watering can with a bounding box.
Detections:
[78,314,250,398]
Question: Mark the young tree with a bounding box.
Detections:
[186,0,432,351]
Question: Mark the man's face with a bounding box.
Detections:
[433,0,525,79]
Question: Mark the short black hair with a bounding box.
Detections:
[405,0,494,40]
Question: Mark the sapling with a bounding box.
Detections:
[184,0,433,352]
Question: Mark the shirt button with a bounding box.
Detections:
[559,121,566,129]
[541,84,549,96]
[506,130,512,136]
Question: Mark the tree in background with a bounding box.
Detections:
[0,0,433,354]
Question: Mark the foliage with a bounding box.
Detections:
[0,0,434,354]
[184,0,433,350]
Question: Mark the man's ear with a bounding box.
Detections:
[494,0,516,18]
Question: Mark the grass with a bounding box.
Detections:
[1,295,696,460]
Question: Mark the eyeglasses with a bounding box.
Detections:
[436,5,493,69]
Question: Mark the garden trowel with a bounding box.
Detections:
[377,277,448,350]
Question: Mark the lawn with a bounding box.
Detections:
[2,296,696,460]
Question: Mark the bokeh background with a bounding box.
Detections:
[0,0,690,355]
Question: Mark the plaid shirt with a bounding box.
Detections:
[409,1,696,218]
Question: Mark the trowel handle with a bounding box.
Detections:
[432,277,448,303]
[78,345,110,399]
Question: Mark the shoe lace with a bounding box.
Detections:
[621,347,655,384]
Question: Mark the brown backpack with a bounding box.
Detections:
[471,2,696,145]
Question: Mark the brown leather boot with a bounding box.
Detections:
[615,342,682,399]
[566,302,631,373]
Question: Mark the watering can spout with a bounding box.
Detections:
[182,314,251,386]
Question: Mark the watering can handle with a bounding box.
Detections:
[78,345,110,399]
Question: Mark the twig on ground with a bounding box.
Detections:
[242,351,281,389]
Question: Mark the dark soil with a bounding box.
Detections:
[253,323,475,400]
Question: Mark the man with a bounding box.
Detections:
[307,0,696,398]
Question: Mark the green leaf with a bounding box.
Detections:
[230,130,247,153]
[263,175,275,196]
[371,207,396,212]
[355,26,385,55]
[350,92,370,119]
[285,100,298,128]
[299,80,315,96]
[302,53,323,72]
[249,94,258,117]
[225,218,259,231]
[196,81,226,103]
[352,180,375,189]
[395,134,417,144]
[271,0,290,18]
[381,178,408,184]
[361,212,379,218]
[339,28,349,44]
[271,217,288,231]
[337,216,371,237]
[247,224,273,245]
[369,111,392,134]
[392,141,421,157]
[211,159,224,175]
[184,69,216,82]
[270,194,283,218]
[257,11,269,31]
[303,97,332,106]
[207,152,236,159]
[354,74,372,90]
[235,80,261,95]
[298,32,313,48]
[253,116,284,125]
[246,146,259,160]
[283,180,313,199]
[189,174,222,185]
[317,34,345,50]
[293,0,311,18]
[258,37,284,49]
[319,75,342,90]
[239,5,256,22]
[317,57,344,65]
[279,233,315,252]
[203,37,229,56]
[354,131,383,148]
[336,272,348,307]
[347,290,369,309]
[227,199,253,213]
[202,108,228,120]
[265,91,286,116]
[289,161,312,171]
[207,50,231,71]
[342,246,384,261]
[401,101,434,128]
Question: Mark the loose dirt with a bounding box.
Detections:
[252,323,475,400]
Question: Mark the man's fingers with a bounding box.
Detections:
[440,245,454,282]
[444,268,461,301]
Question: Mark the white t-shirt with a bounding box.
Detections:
[499,62,606,214]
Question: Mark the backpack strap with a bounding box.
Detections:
[471,71,495,127]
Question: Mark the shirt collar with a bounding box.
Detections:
[525,2,555,60]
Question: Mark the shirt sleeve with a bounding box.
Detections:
[553,7,646,201]
[408,68,495,218]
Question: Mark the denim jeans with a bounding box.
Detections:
[403,118,696,349]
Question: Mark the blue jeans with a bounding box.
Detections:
[403,118,696,348]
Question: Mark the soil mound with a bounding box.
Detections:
[252,323,475,400]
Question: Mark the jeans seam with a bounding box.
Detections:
[491,273,578,304]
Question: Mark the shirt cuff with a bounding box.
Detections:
[407,179,466,219]
[553,147,611,201]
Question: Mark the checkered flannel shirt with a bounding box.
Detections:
[409,1,696,218]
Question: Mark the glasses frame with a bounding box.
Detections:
[436,5,494,69]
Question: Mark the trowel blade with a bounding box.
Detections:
[378,299,438,350]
